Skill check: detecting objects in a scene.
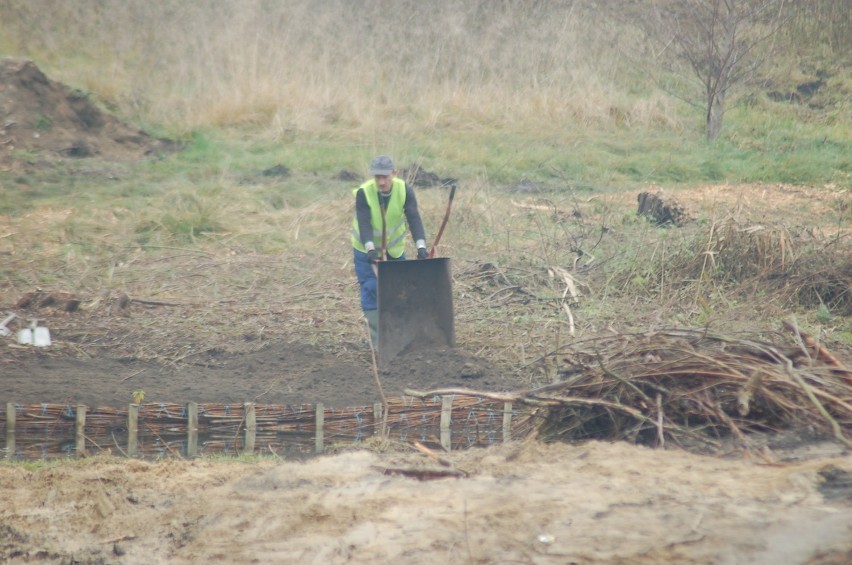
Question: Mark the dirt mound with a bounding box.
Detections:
[0,57,174,164]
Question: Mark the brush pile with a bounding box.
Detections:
[410,321,852,452]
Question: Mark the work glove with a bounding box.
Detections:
[417,247,429,260]
[367,249,379,263]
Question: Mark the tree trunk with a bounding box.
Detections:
[706,90,725,141]
[706,3,739,141]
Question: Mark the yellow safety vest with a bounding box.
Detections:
[351,178,408,258]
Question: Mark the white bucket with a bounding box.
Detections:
[16,325,51,347]
[16,328,32,345]
[33,326,51,347]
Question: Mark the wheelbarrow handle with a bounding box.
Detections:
[380,200,388,260]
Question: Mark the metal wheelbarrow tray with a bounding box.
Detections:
[377,257,455,366]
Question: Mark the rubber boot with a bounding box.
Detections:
[364,309,379,351]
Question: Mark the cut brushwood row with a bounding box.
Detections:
[408,322,852,451]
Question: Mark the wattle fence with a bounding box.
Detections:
[1,396,535,460]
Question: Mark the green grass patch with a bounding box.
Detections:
[135,189,227,244]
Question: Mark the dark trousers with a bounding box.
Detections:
[353,248,406,311]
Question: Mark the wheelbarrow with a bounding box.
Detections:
[375,183,456,366]
[377,257,455,366]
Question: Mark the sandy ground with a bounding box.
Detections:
[1,440,850,564]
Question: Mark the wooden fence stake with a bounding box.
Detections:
[4,403,14,433]
[315,403,324,453]
[373,402,383,436]
[127,404,139,457]
[503,402,513,443]
[244,402,256,454]
[75,404,87,456]
[5,403,15,459]
[440,395,453,451]
[186,402,198,458]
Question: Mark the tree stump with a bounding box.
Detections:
[637,191,689,226]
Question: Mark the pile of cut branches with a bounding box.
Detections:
[408,320,852,452]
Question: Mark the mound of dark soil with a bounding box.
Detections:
[0,57,174,164]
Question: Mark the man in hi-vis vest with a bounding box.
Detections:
[352,155,428,350]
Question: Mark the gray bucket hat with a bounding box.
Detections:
[369,155,394,175]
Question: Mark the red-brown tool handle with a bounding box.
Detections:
[429,183,456,258]
[380,200,387,260]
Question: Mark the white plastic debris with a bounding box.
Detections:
[0,313,15,337]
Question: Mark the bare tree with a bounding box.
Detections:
[637,0,791,140]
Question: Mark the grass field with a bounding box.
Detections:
[1,0,849,188]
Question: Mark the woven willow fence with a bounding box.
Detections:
[1,395,536,460]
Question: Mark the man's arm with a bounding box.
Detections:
[404,186,427,248]
[355,189,375,248]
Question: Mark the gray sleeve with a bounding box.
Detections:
[404,185,426,243]
[355,189,374,243]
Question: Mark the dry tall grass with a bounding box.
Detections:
[0,0,676,135]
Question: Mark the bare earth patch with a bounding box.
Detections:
[0,341,516,409]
